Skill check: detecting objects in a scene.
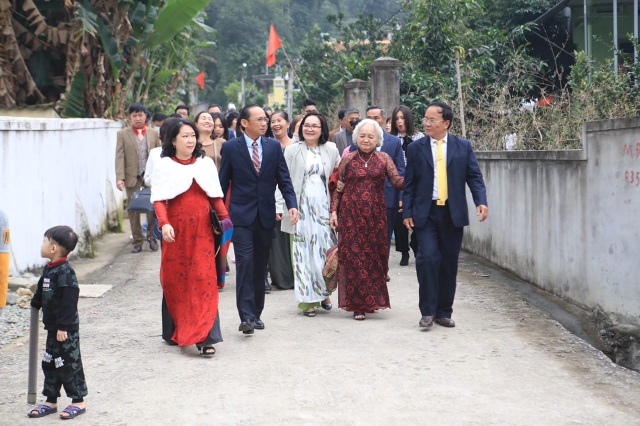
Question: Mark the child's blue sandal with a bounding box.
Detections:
[27,404,57,418]
[60,405,86,420]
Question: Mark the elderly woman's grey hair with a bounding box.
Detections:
[352,118,384,147]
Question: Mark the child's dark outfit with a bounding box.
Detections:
[31,257,88,402]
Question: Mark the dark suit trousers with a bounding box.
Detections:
[233,223,272,322]
[414,203,463,318]
[395,213,418,254]
[386,207,397,256]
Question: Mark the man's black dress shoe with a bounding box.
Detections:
[239,321,254,334]
[253,318,265,330]
[400,252,409,266]
[435,317,455,327]
[419,315,434,328]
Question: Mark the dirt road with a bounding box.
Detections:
[1,231,639,425]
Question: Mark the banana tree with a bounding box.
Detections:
[0,0,213,118]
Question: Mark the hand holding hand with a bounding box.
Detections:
[161,224,175,243]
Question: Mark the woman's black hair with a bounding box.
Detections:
[271,110,289,122]
[226,111,239,134]
[161,118,204,158]
[211,112,229,140]
[391,105,416,137]
[298,111,329,144]
[44,226,78,256]
[193,111,214,141]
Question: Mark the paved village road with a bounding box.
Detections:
[1,230,640,425]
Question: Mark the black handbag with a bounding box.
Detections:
[210,208,222,235]
[127,188,154,213]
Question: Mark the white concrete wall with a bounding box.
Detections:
[464,118,640,324]
[0,117,124,273]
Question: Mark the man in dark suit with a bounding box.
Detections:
[402,102,488,329]
[219,104,299,335]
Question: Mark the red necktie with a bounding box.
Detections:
[252,141,260,174]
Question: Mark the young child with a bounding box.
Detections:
[28,226,88,420]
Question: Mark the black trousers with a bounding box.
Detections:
[414,203,463,318]
[233,223,273,322]
[395,212,418,254]
[162,294,222,346]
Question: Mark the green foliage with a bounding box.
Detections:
[63,71,87,118]
[147,0,213,47]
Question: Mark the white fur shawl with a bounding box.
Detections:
[150,156,223,202]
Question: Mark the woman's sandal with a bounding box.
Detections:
[27,404,57,418]
[353,312,366,321]
[60,405,86,420]
[303,309,316,317]
[198,345,216,356]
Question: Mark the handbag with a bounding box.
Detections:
[323,244,339,294]
[210,208,222,235]
[127,188,154,213]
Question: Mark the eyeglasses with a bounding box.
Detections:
[249,118,269,123]
[303,124,321,129]
[422,118,445,124]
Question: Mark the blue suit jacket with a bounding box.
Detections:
[219,136,297,229]
[402,134,487,228]
[348,132,405,208]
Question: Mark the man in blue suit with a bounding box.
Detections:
[402,102,488,329]
[348,106,405,266]
[219,104,299,335]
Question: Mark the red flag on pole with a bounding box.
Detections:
[195,71,205,90]
[266,24,282,67]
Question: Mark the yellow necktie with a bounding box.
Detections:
[436,140,448,205]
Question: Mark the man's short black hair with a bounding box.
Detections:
[208,104,222,110]
[337,109,347,120]
[302,98,317,108]
[366,105,386,118]
[175,104,190,114]
[427,101,454,124]
[129,103,146,114]
[44,226,78,256]
[153,113,167,122]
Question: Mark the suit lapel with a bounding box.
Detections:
[418,138,434,168]
[260,137,273,176]
[236,137,256,177]
[446,135,458,165]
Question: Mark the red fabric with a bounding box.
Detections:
[133,125,146,138]
[266,23,282,67]
[153,156,229,346]
[195,71,205,90]
[331,151,404,313]
[47,257,68,268]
